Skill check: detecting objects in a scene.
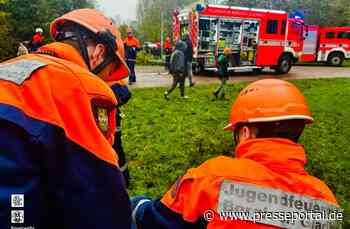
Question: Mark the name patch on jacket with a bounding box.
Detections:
[218,180,342,229]
[0,60,47,85]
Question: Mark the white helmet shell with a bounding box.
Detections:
[35,28,43,33]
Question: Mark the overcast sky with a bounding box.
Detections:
[98,0,138,22]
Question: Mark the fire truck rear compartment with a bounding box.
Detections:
[198,17,260,69]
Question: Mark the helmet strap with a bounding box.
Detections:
[92,30,118,75]
[92,55,114,75]
[234,130,239,146]
[74,27,92,71]
[54,24,119,76]
[54,26,92,71]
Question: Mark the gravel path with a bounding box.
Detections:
[129,65,350,88]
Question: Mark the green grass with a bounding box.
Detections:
[122,78,350,227]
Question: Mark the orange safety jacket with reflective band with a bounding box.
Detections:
[124,37,140,61]
[0,42,118,166]
[161,138,339,229]
[124,37,141,48]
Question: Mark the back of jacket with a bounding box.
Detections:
[0,52,131,229]
[170,50,186,74]
[160,139,340,229]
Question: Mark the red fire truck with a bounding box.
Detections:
[173,3,305,74]
[300,26,350,66]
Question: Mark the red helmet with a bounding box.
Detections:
[50,8,129,81]
[224,79,313,131]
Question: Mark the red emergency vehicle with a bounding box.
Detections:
[300,26,350,66]
[173,3,305,74]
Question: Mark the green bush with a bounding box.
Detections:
[0,12,17,61]
[136,50,153,65]
[136,50,164,66]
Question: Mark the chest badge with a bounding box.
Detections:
[92,99,114,137]
[97,107,109,133]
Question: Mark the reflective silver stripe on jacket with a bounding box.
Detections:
[218,180,341,228]
[0,60,47,85]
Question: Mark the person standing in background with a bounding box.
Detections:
[31,27,44,51]
[164,36,172,71]
[184,34,195,87]
[124,27,140,85]
[164,40,188,100]
[213,47,231,99]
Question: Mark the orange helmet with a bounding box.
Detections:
[50,8,129,81]
[224,79,313,131]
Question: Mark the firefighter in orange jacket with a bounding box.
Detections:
[31,27,44,51]
[124,27,140,85]
[0,9,132,228]
[131,79,342,228]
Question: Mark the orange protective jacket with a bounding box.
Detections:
[124,36,141,48]
[124,37,140,61]
[158,138,340,228]
[1,42,118,160]
[164,40,172,49]
[0,42,131,228]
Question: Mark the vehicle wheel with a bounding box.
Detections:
[327,53,344,66]
[275,54,292,74]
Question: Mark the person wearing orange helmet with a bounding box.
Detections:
[124,27,140,85]
[0,9,131,228]
[131,79,341,228]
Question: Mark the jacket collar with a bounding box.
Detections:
[37,42,88,69]
[236,138,307,175]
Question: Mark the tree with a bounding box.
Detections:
[0,0,96,61]
[136,0,196,42]
[0,0,16,60]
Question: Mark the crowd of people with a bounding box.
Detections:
[1,7,342,229]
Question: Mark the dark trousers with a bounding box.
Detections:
[127,60,136,83]
[214,66,229,98]
[214,77,228,98]
[165,49,171,70]
[166,73,185,97]
[112,113,129,187]
[165,55,171,70]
